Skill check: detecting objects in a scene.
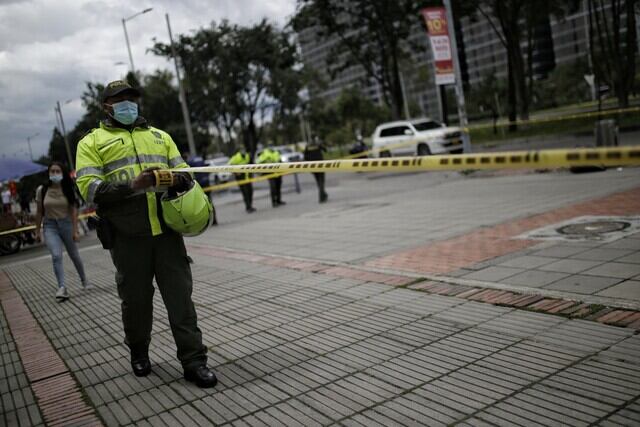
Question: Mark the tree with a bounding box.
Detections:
[588,0,638,107]
[152,20,304,158]
[46,128,68,165]
[458,0,573,128]
[467,74,506,133]
[291,0,429,120]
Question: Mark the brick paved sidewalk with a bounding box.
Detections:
[2,246,640,426]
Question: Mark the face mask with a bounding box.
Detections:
[109,100,138,125]
[50,175,63,183]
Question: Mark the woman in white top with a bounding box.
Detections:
[35,162,89,301]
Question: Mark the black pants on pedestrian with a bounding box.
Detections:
[110,231,207,370]
[269,176,282,206]
[312,172,328,202]
[235,174,253,210]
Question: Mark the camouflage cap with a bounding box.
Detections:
[102,80,140,102]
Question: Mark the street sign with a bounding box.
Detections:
[421,7,455,85]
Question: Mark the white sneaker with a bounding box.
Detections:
[82,281,94,290]
[55,286,69,301]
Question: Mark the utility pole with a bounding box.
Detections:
[399,71,411,120]
[122,8,153,75]
[26,132,39,161]
[166,13,197,157]
[443,0,471,153]
[55,101,75,169]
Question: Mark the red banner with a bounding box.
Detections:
[421,7,455,85]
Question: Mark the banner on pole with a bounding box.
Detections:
[421,7,455,85]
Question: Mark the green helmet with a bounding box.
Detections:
[161,181,213,236]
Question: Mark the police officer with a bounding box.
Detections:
[75,80,217,388]
[229,148,255,213]
[304,135,328,203]
[257,146,285,207]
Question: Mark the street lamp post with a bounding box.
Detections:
[122,8,153,75]
[55,100,75,169]
[166,13,196,157]
[26,132,39,161]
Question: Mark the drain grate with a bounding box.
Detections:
[516,216,640,243]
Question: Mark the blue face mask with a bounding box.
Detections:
[109,100,138,125]
[50,175,63,183]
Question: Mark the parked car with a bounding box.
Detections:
[205,156,232,185]
[272,146,303,163]
[371,119,464,157]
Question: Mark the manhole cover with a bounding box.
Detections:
[515,216,640,243]
[557,221,630,236]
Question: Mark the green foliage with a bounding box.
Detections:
[307,88,391,148]
[587,0,638,107]
[532,59,591,109]
[151,20,305,156]
[467,74,507,120]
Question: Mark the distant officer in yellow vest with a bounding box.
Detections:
[229,148,255,213]
[75,80,217,388]
[257,146,286,207]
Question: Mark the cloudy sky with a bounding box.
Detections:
[0,0,297,161]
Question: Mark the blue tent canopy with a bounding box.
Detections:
[0,158,47,181]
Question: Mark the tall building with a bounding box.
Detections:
[295,3,618,124]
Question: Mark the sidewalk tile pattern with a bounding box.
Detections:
[365,187,640,274]
[2,248,640,426]
[0,271,102,426]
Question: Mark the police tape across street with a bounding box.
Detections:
[171,146,639,177]
[0,146,638,238]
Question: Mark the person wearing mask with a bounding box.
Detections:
[35,162,89,301]
[257,146,285,207]
[229,148,255,213]
[304,135,329,203]
[75,80,217,388]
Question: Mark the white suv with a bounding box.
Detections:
[372,119,464,157]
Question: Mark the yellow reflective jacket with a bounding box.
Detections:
[257,148,281,164]
[75,118,187,236]
[229,151,251,180]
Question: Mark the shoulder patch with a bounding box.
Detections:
[151,130,162,139]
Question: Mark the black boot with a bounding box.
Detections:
[184,365,218,388]
[131,357,151,377]
[130,348,151,377]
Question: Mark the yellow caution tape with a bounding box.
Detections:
[0,212,96,237]
[172,146,640,175]
[464,105,640,132]
[0,225,36,236]
[2,146,637,238]
[197,106,640,193]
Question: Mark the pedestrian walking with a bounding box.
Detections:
[75,79,217,388]
[1,184,12,214]
[34,162,89,301]
[257,146,285,207]
[304,135,329,203]
[229,148,256,213]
